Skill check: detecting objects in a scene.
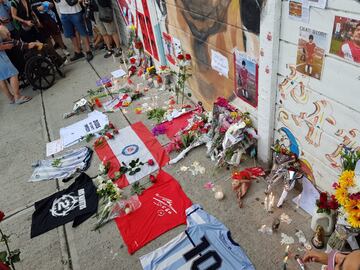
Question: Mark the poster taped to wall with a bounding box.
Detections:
[309,0,327,9]
[162,32,176,65]
[296,26,327,80]
[233,50,258,108]
[330,16,360,64]
[289,0,310,23]
[211,49,229,78]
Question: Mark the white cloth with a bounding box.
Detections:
[55,0,81,14]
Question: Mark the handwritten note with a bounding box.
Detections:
[46,139,64,157]
[211,50,229,78]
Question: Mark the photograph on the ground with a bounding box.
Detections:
[296,26,327,80]
[330,16,360,64]
[233,50,258,108]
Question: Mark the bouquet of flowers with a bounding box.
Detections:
[316,192,339,215]
[333,148,360,228]
[206,97,257,167]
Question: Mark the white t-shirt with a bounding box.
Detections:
[55,0,82,14]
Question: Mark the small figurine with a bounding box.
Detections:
[311,225,325,249]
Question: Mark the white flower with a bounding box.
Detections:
[98,163,105,173]
[180,166,188,172]
[94,175,105,185]
[98,183,106,191]
[107,180,113,184]
[192,161,200,166]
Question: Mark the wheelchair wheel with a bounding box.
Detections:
[25,55,56,90]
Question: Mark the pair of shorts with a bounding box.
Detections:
[60,11,88,38]
[94,12,115,35]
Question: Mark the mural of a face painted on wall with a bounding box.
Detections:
[163,0,266,109]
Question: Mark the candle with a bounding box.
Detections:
[214,191,224,200]
[269,192,275,211]
[264,196,268,211]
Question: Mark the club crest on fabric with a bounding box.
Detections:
[153,194,178,217]
[121,144,139,156]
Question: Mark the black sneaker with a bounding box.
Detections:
[70,52,84,62]
[114,48,122,57]
[104,50,113,58]
[86,51,94,61]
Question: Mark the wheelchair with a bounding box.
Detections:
[13,44,65,91]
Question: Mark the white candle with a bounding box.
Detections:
[264,196,268,211]
[269,192,275,211]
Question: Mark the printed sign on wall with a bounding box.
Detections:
[330,16,360,64]
[296,26,327,80]
[233,50,258,108]
[210,49,229,77]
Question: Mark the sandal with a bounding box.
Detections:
[15,96,32,105]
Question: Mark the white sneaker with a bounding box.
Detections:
[62,49,70,56]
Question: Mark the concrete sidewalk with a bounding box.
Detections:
[0,51,319,270]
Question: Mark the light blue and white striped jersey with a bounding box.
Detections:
[140,204,255,270]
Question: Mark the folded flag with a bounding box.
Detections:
[95,122,169,188]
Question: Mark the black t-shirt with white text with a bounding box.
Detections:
[31,173,98,238]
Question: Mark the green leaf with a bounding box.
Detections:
[9,249,20,263]
[129,171,135,176]
[0,251,7,262]
[134,168,141,173]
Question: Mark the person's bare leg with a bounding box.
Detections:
[0,80,14,101]
[112,32,121,49]
[81,35,90,52]
[71,36,81,53]
[102,34,112,50]
[9,75,21,99]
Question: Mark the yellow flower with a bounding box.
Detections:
[335,187,349,206]
[344,199,360,217]
[339,170,355,188]
[348,214,360,228]
[230,112,238,119]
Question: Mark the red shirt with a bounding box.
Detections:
[339,41,360,63]
[115,170,192,254]
[240,67,248,82]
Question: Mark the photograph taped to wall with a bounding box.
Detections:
[296,26,327,80]
[330,16,360,64]
[162,32,176,65]
[233,50,258,108]
[289,0,310,23]
[309,0,327,9]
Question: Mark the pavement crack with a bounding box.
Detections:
[40,89,73,270]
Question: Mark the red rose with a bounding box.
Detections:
[177,54,184,60]
[0,211,4,222]
[160,65,167,70]
[319,192,327,204]
[113,129,119,134]
[157,76,163,83]
[130,58,136,64]
[108,123,115,129]
[185,54,191,60]
[149,175,156,183]
[0,262,10,270]
[147,159,155,166]
[105,132,113,139]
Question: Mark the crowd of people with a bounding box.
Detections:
[0,0,122,104]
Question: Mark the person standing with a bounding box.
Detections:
[0,25,32,104]
[239,60,249,99]
[87,0,121,58]
[54,0,93,61]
